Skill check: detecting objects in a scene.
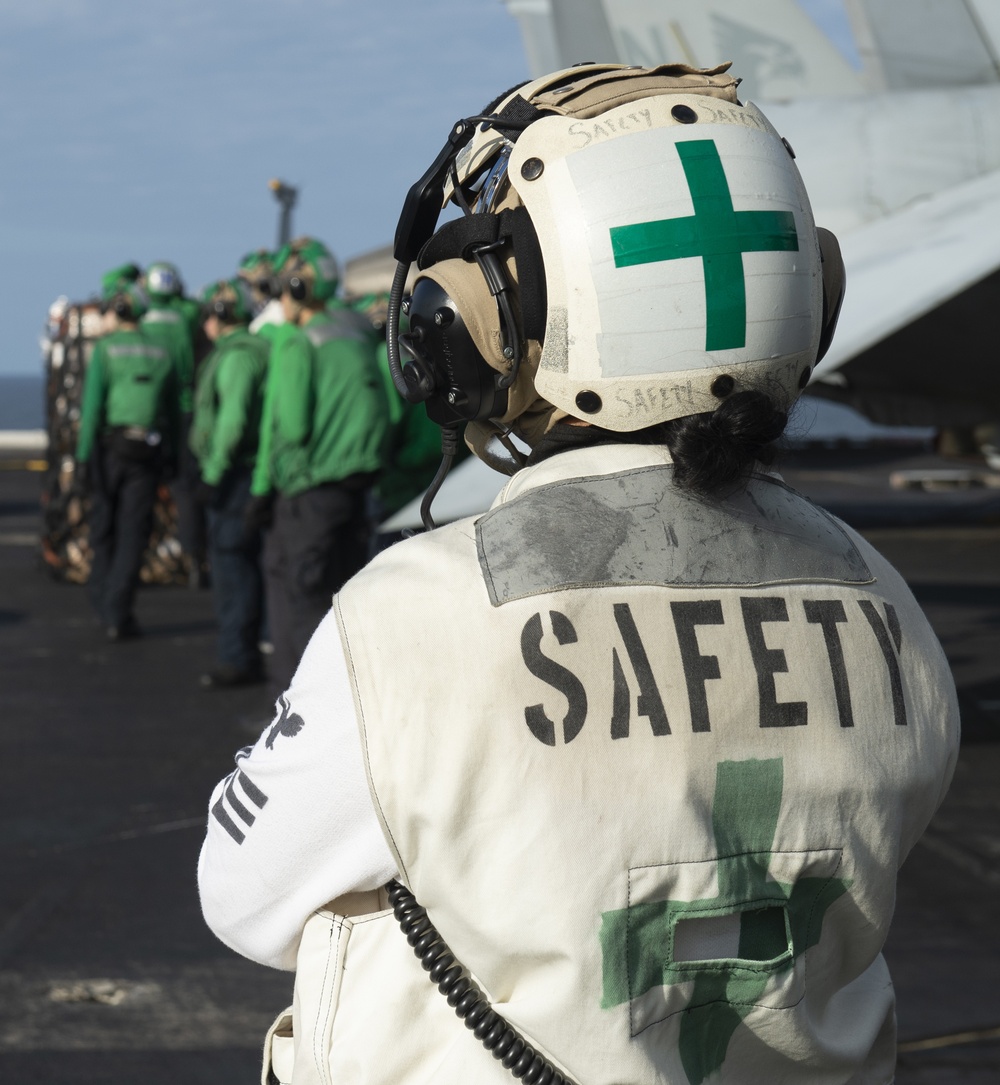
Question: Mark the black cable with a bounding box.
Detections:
[387,879,578,1085]
[419,426,460,532]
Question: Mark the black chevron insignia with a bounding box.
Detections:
[265,694,305,750]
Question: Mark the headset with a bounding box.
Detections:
[210,297,243,324]
[384,91,556,529]
[387,84,547,433]
[111,287,147,322]
[286,272,311,303]
[208,281,252,325]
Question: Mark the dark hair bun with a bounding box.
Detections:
[664,390,787,496]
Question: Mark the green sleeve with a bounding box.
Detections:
[272,335,313,448]
[395,402,444,472]
[76,345,108,463]
[375,342,406,428]
[251,354,278,497]
[201,349,257,485]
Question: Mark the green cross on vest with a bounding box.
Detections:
[599,757,850,1085]
[609,139,799,351]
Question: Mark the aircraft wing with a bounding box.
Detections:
[845,0,1000,90]
[810,166,1000,425]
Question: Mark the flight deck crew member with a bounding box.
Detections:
[346,290,446,544]
[244,241,300,537]
[77,283,180,640]
[258,240,389,692]
[243,238,374,534]
[199,65,959,1085]
[189,279,270,689]
[141,260,205,585]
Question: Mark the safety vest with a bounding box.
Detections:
[267,442,958,1085]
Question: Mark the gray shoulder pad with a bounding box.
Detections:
[476,466,873,607]
[305,312,371,349]
[142,310,182,325]
[105,343,168,361]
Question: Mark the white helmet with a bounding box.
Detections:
[387,63,843,450]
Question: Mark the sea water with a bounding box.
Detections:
[0,374,44,430]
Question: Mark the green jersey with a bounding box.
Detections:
[372,341,445,515]
[141,304,195,413]
[249,320,300,497]
[189,328,270,486]
[266,311,389,497]
[76,327,181,463]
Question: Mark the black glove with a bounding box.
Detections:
[194,479,221,507]
[243,493,275,533]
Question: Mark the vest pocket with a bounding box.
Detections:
[600,848,847,1037]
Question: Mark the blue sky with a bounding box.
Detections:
[0,0,854,378]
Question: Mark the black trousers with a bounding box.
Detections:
[206,468,263,672]
[173,412,207,565]
[88,448,159,628]
[264,481,371,692]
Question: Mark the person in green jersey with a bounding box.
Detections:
[76,283,181,641]
[261,240,390,691]
[142,260,207,585]
[244,240,310,499]
[190,280,271,689]
[142,262,195,406]
[347,291,446,546]
[237,249,280,319]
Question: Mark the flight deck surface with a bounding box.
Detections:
[0,446,997,1084]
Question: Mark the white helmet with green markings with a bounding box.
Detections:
[389,63,844,448]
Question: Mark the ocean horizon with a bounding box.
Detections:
[0,373,44,429]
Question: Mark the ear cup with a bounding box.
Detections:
[211,299,234,323]
[816,227,845,364]
[400,276,508,426]
[288,274,309,302]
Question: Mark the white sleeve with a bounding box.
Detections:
[197,609,398,971]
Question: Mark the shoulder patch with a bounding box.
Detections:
[305,314,370,349]
[476,466,873,606]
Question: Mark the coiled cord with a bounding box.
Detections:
[387,880,578,1085]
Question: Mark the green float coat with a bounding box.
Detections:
[189,328,270,486]
[142,303,195,412]
[264,313,389,497]
[76,328,181,463]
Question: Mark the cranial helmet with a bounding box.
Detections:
[111,282,150,322]
[387,63,845,455]
[237,249,278,308]
[206,278,254,325]
[100,262,141,302]
[278,237,340,304]
[145,261,184,301]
